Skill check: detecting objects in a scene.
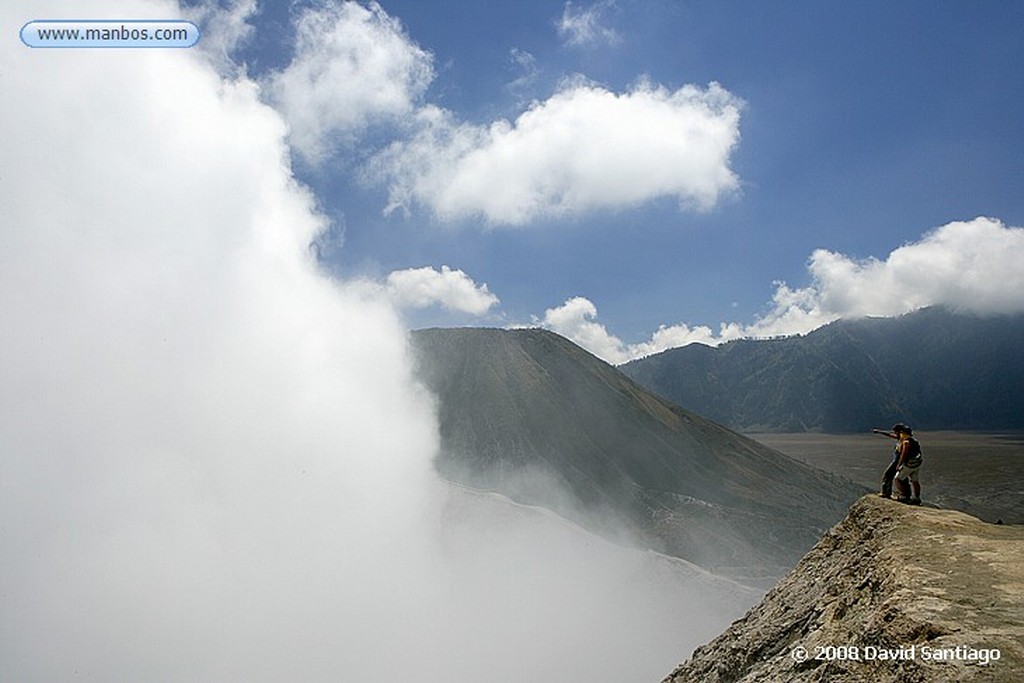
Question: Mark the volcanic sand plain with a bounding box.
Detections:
[748,431,1024,525]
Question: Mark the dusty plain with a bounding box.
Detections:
[749,431,1024,525]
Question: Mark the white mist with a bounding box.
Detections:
[0,3,747,681]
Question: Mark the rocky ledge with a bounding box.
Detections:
[663,495,1024,682]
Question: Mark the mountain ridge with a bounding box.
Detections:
[620,307,1024,432]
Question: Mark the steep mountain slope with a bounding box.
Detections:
[621,307,1024,432]
[663,495,1024,682]
[411,327,864,582]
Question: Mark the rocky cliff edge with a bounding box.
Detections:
[663,495,1024,682]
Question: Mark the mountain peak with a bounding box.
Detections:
[411,327,863,582]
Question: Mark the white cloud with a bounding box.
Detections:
[539,297,740,364]
[746,216,1024,338]
[266,0,434,163]
[539,218,1024,363]
[1,2,440,677]
[257,1,741,225]
[506,47,540,98]
[539,297,629,363]
[185,0,257,74]
[386,265,499,314]
[558,0,621,47]
[371,80,742,225]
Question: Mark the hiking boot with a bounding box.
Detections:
[897,497,911,504]
[909,498,921,506]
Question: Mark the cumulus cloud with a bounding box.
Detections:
[1,2,735,680]
[541,218,1024,363]
[539,297,737,364]
[370,80,742,225]
[756,217,1024,333]
[385,265,499,314]
[265,0,434,163]
[256,0,740,225]
[539,297,627,362]
[558,0,621,47]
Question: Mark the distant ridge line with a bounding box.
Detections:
[620,307,1024,432]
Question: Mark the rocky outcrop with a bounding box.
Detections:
[663,495,1024,682]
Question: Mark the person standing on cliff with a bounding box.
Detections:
[872,423,922,503]
[893,426,923,504]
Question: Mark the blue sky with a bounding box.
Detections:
[205,1,1024,359]
[197,0,1024,362]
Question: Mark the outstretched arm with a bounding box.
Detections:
[872,428,899,440]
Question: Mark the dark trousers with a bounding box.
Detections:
[881,456,899,497]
